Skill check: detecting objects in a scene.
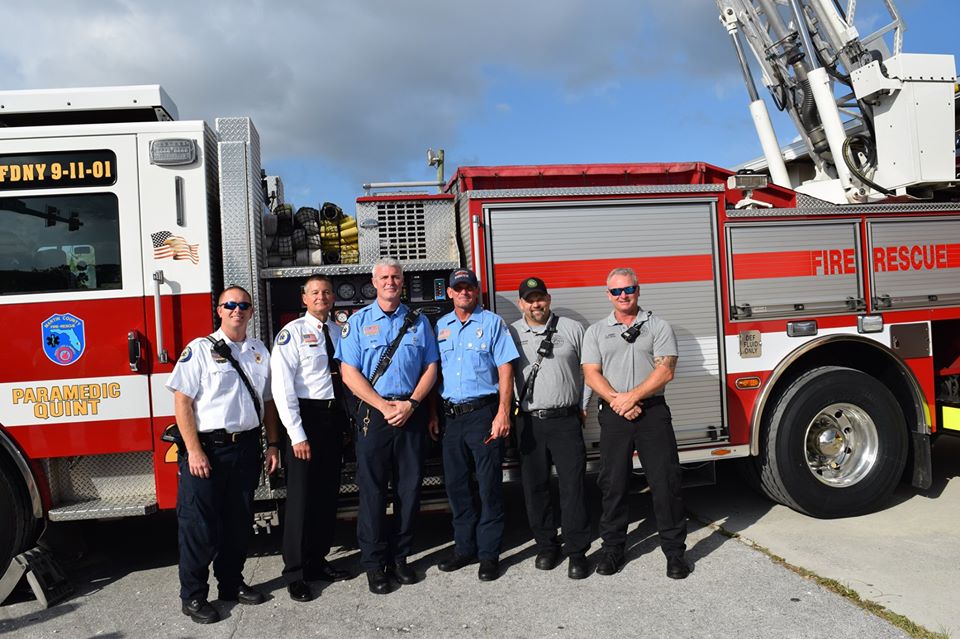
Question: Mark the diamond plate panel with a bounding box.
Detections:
[48,496,157,521]
[216,117,268,341]
[356,198,457,265]
[259,261,460,280]
[45,452,156,504]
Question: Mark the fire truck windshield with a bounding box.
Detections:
[0,193,121,295]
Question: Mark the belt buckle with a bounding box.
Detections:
[229,432,240,443]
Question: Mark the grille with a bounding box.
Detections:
[375,200,428,260]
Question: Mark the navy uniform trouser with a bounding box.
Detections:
[518,412,591,557]
[281,400,345,583]
[597,401,687,559]
[177,431,261,602]
[354,403,427,570]
[442,404,504,561]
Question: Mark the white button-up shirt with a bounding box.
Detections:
[270,313,339,445]
[165,328,272,433]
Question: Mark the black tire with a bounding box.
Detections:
[758,366,907,518]
[0,462,35,580]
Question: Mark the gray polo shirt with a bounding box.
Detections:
[581,309,677,395]
[509,314,586,411]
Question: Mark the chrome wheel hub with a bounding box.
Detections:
[804,402,878,487]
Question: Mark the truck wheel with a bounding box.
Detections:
[758,366,907,518]
[0,464,34,580]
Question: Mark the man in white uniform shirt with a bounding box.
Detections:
[166,285,281,624]
[271,274,351,602]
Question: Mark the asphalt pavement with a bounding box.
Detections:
[0,469,920,639]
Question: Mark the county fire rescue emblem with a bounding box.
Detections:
[41,313,86,366]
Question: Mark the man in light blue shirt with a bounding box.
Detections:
[431,268,518,582]
[336,258,439,595]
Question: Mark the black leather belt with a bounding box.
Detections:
[443,394,498,417]
[382,395,411,402]
[599,395,667,411]
[198,428,259,447]
[521,406,578,419]
[300,398,338,410]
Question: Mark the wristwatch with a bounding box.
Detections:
[267,441,281,449]
[408,398,421,409]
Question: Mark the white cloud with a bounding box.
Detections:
[0,0,738,184]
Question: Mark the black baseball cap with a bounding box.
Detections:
[448,268,479,288]
[518,277,548,300]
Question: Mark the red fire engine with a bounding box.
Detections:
[0,0,957,604]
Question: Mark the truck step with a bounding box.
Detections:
[47,496,158,521]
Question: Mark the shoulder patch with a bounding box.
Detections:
[276,329,291,346]
[178,346,192,362]
[341,323,350,338]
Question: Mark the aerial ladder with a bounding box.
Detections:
[717,0,956,203]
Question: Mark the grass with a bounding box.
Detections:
[699,518,950,639]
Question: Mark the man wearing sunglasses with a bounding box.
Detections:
[581,268,689,580]
[431,268,519,582]
[166,286,282,624]
[270,274,351,603]
[509,277,592,580]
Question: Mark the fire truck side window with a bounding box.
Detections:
[0,193,121,295]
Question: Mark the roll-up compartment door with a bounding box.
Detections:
[727,221,863,319]
[869,218,960,310]
[484,199,723,447]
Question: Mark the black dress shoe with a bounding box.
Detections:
[438,554,476,572]
[390,559,419,585]
[367,568,392,595]
[534,547,561,571]
[666,555,691,580]
[567,555,591,580]
[181,598,219,624]
[478,559,500,582]
[219,582,266,605]
[287,580,313,602]
[310,559,350,582]
[595,550,625,576]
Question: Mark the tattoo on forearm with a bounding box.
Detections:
[653,355,678,372]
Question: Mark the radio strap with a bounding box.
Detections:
[206,335,262,423]
[515,313,559,414]
[368,308,422,389]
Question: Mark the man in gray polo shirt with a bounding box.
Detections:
[581,267,689,580]
[509,277,591,580]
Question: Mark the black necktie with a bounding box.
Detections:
[322,323,343,400]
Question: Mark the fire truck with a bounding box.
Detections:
[0,0,957,603]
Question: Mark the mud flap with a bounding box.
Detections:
[0,546,73,607]
[910,431,932,490]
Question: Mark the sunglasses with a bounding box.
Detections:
[608,286,638,296]
[219,301,252,311]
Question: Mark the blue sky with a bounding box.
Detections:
[0,1,956,211]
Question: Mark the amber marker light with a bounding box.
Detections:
[711,449,732,456]
[735,376,761,390]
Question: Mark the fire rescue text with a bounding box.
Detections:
[873,244,952,272]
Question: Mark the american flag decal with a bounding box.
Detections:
[151,230,200,264]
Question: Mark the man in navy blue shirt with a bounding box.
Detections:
[431,268,518,582]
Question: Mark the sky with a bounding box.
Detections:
[0,0,956,211]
